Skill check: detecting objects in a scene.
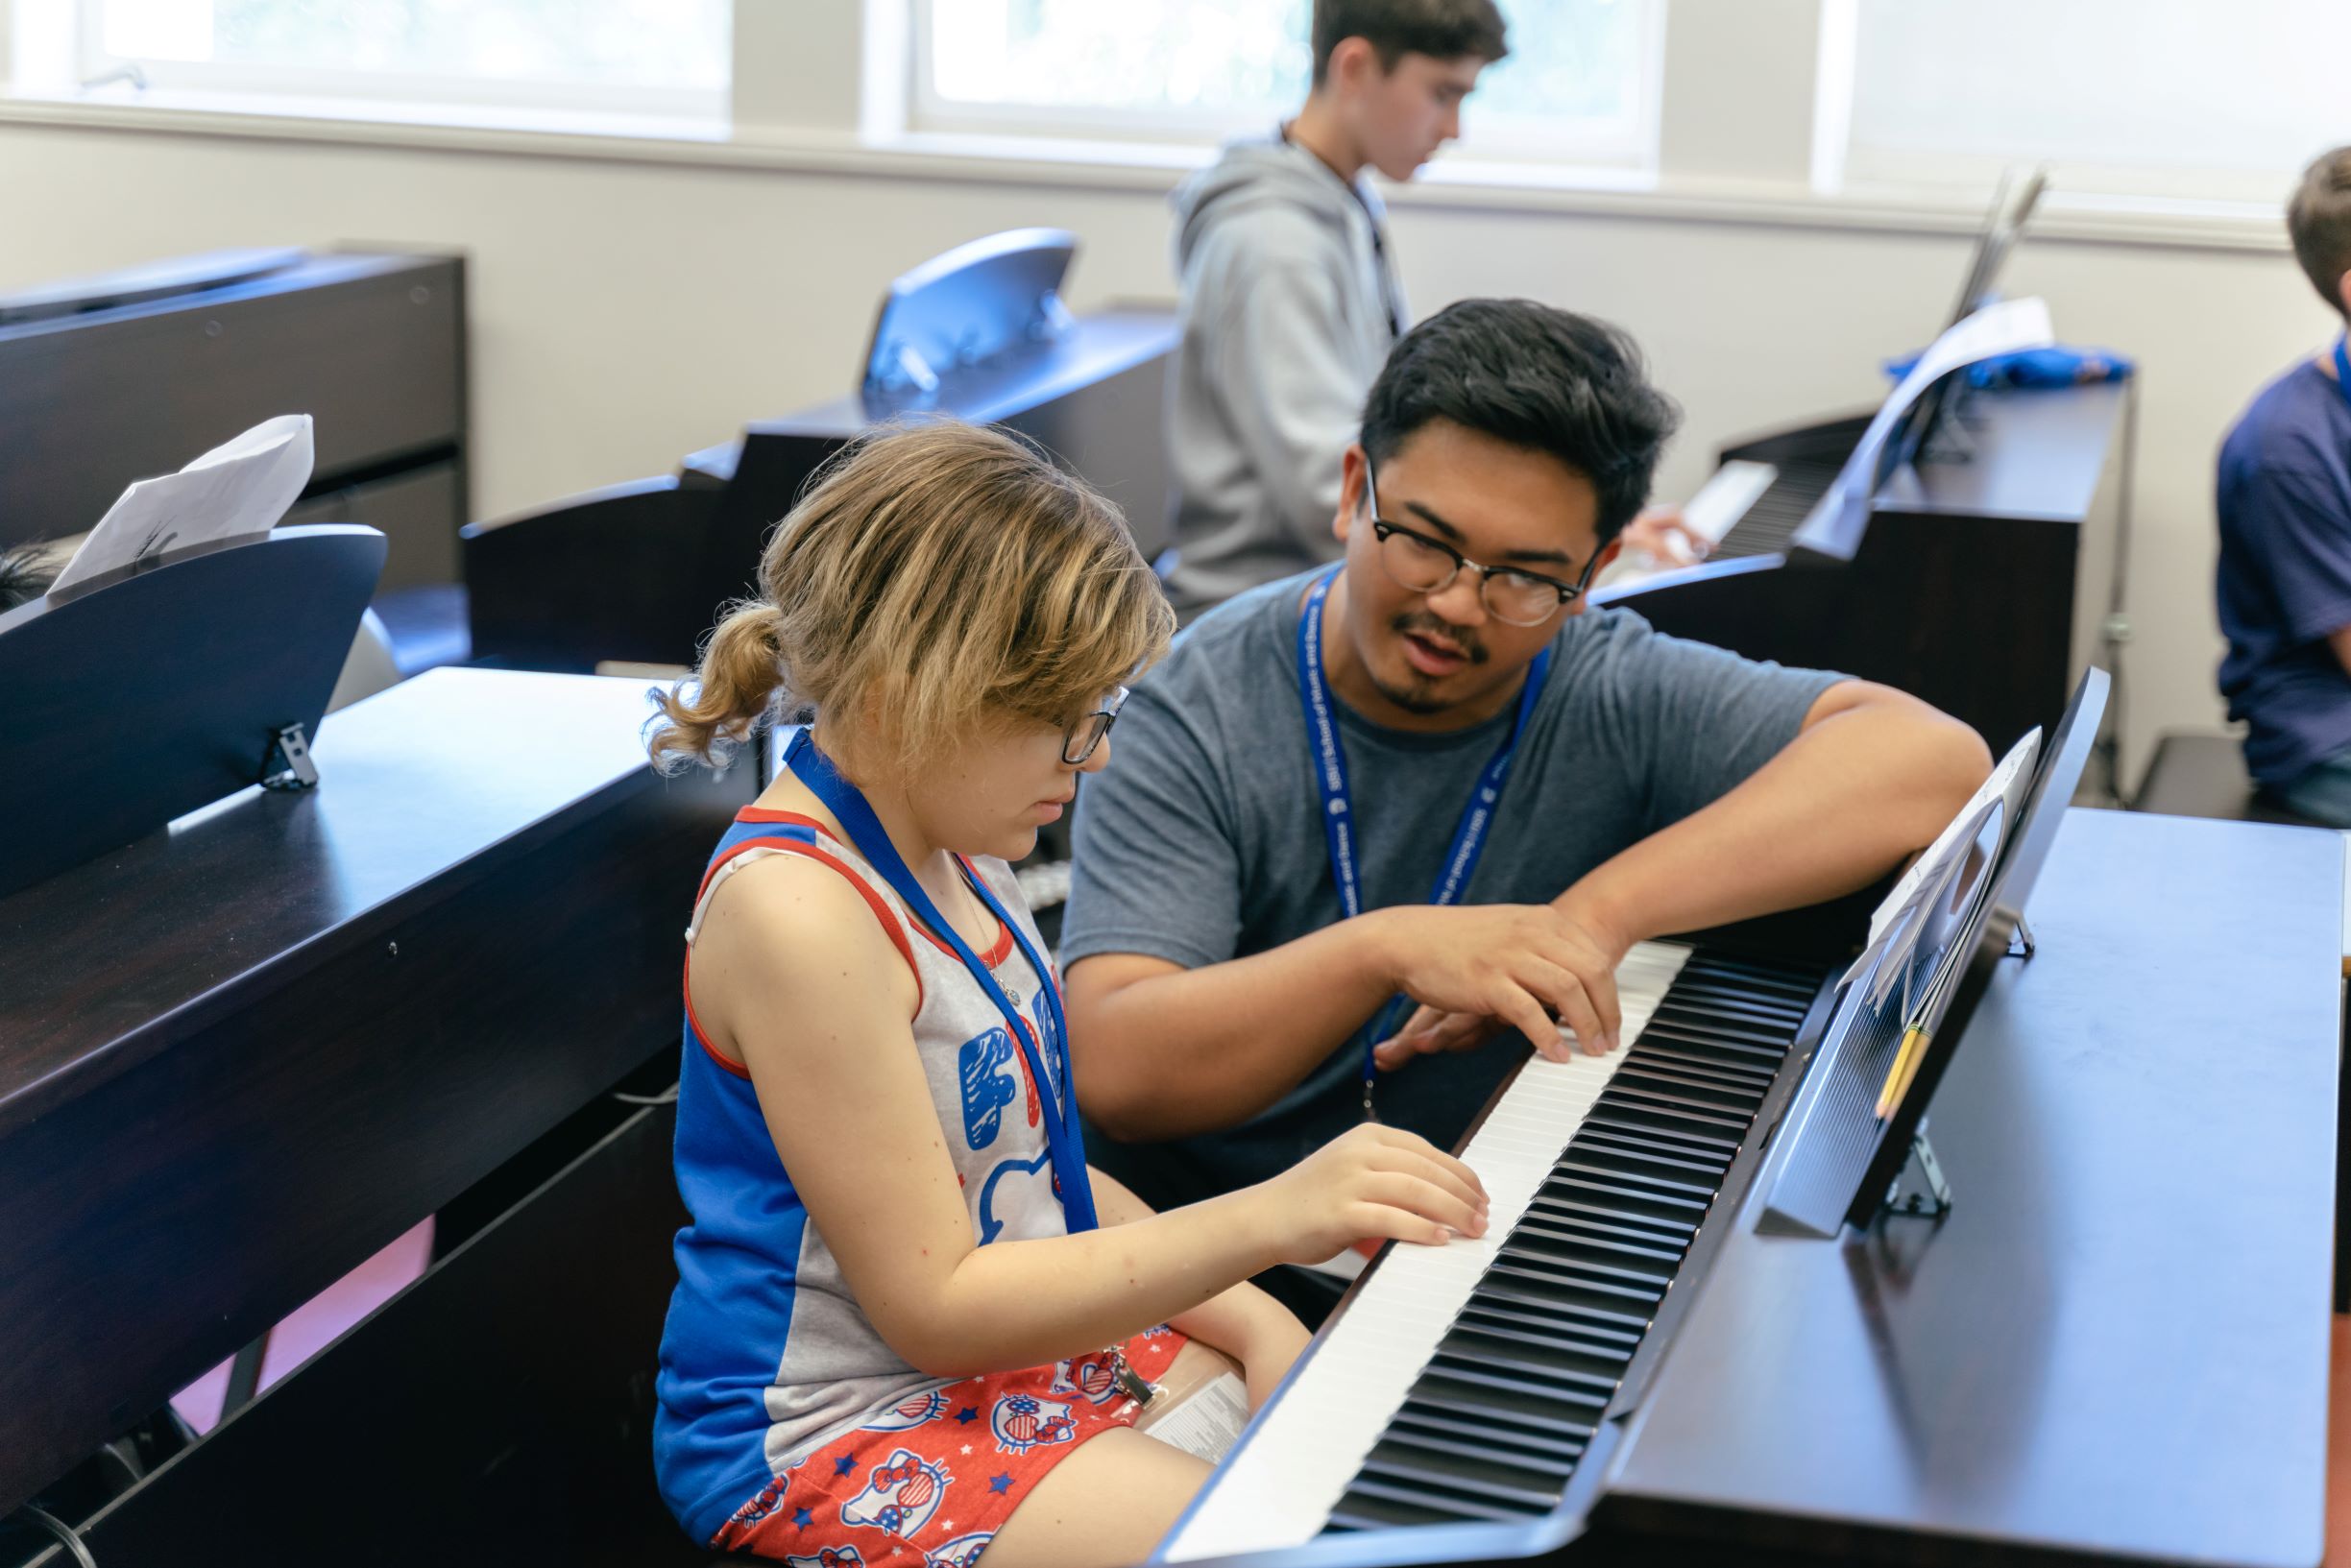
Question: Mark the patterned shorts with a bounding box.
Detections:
[713,1326,1188,1567]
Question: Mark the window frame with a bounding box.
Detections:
[71,0,729,121]
[900,0,1668,176]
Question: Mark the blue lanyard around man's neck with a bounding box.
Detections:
[1295,566,1553,1118]
[783,728,1097,1232]
[2333,335,2351,411]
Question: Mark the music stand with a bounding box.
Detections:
[0,525,385,900]
[860,228,1079,410]
[1757,666,2109,1237]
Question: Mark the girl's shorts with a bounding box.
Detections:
[713,1325,1188,1566]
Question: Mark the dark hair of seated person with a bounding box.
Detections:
[1358,297,1682,546]
[0,543,56,612]
[1311,0,1511,82]
[2288,145,2351,318]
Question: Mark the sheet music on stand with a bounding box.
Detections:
[47,415,314,601]
[1844,727,2041,1009]
[1795,297,2056,559]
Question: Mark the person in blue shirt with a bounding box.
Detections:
[2217,145,2351,821]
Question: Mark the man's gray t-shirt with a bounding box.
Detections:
[1062,570,1844,1199]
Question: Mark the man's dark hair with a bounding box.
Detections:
[1312,0,1509,85]
[2289,146,2351,319]
[0,543,55,612]
[1360,299,1681,543]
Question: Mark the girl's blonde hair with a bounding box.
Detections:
[647,420,1175,783]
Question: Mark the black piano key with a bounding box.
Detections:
[1677,962,1820,1003]
[1584,1095,1750,1145]
[1625,1042,1781,1088]
[1454,1303,1638,1361]
[1571,1126,1734,1176]
[1473,1267,1657,1329]
[1510,1215,1687,1267]
[1392,1398,1589,1454]
[1522,1191,1699,1242]
[1576,1112,1738,1155]
[1610,1065,1763,1113]
[1387,1409,1586,1470]
[1656,980,1811,1017]
[1356,1437,1568,1510]
[1410,1363,1617,1438]
[1636,1012,1801,1052]
[1541,1173,1711,1224]
[1437,1327,1623,1391]
[1652,991,1809,1027]
[1678,954,1818,991]
[1556,1155,1722,1198]
[1492,1247,1673,1296]
[1324,1491,1466,1531]
[1632,1029,1788,1069]
[1671,956,1818,991]
[1630,1025,1789,1067]
[1457,1286,1653,1347]
[1339,1474,1534,1524]
[1526,1218,1694,1263]
[1416,1364,1607,1431]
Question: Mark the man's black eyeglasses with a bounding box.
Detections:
[1364,457,1600,627]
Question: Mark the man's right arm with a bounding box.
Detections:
[1064,665,1624,1145]
[1069,905,1623,1143]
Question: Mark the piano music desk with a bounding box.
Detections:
[0,668,749,1520]
[1594,807,2338,1566]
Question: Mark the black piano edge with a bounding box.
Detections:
[0,755,675,1144]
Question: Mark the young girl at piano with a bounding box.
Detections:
[643,420,1489,1568]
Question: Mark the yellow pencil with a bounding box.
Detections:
[1875,1025,1927,1120]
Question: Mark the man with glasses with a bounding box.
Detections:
[1061,299,1991,1320]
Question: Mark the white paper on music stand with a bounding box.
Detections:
[1842,726,2041,1005]
[1806,297,2055,537]
[47,414,315,598]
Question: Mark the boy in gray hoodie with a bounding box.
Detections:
[1161,0,1509,619]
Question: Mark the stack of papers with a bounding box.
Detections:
[48,415,315,600]
[1843,727,2041,1008]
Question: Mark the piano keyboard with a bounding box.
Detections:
[1711,455,1848,561]
[1678,460,1780,552]
[1161,944,1826,1558]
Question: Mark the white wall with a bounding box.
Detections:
[0,114,2336,780]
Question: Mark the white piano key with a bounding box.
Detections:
[1162,941,1691,1561]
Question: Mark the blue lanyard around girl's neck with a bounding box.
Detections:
[1296,566,1553,1119]
[782,727,1097,1232]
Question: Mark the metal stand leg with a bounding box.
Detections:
[1882,1122,1953,1220]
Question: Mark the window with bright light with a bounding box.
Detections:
[1828,0,2349,204]
[912,0,1662,172]
[79,0,729,117]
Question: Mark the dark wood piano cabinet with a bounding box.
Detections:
[0,668,751,1523]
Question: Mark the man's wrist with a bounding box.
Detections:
[1555,878,1638,958]
[1346,905,1405,992]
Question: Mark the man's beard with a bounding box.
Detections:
[1370,610,1490,714]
